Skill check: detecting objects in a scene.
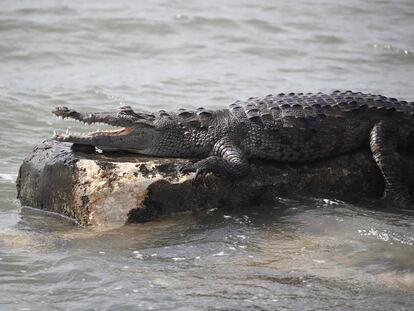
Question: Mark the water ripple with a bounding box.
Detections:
[1,0,414,309]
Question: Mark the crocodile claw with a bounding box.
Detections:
[179,162,209,186]
[179,162,196,174]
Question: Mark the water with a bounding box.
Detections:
[1,0,413,309]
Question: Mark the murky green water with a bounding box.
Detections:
[1,1,413,310]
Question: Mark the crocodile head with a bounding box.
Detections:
[52,106,161,153]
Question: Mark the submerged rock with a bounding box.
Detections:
[16,140,414,225]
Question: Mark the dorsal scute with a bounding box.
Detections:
[178,110,195,119]
[197,110,213,118]
[156,91,413,129]
[155,106,233,129]
[230,91,414,128]
[229,100,247,120]
[157,109,172,118]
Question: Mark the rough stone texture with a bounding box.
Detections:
[16,140,414,226]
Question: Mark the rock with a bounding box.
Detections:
[16,140,414,226]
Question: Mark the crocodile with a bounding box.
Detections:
[52,90,414,207]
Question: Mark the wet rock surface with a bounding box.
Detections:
[16,140,414,225]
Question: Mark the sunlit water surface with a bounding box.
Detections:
[1,0,413,310]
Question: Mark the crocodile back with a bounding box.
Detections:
[230,91,414,161]
[229,90,414,125]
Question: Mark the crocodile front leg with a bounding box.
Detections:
[369,121,410,207]
[180,138,250,181]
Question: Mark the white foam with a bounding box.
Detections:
[0,173,16,183]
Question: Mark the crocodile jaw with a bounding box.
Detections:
[53,126,135,142]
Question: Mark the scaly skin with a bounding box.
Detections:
[52,91,414,207]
